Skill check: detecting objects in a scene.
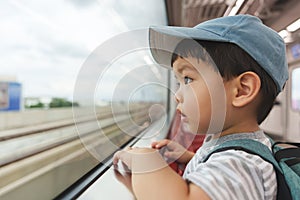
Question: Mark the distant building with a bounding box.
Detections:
[0,76,22,111]
[24,97,52,109]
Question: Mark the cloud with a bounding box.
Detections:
[0,0,167,100]
[67,0,98,8]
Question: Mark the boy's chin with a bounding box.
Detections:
[183,122,221,135]
[181,122,192,133]
[184,124,204,135]
[194,126,222,135]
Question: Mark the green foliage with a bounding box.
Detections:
[26,102,44,108]
[25,98,79,109]
[49,98,78,108]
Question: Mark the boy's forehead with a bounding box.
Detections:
[172,56,214,74]
[173,58,196,72]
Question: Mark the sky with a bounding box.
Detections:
[0,0,167,100]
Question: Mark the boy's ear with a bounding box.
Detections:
[232,71,261,107]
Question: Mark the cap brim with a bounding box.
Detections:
[149,26,228,68]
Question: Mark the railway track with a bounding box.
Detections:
[0,103,157,199]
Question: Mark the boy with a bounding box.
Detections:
[113,15,288,200]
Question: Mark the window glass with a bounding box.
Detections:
[0,1,167,199]
[292,67,300,111]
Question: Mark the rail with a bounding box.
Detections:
[0,103,157,199]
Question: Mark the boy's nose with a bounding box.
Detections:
[174,90,182,103]
[176,104,182,114]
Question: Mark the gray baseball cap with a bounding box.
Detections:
[149,14,288,93]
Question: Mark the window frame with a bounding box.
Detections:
[290,67,300,112]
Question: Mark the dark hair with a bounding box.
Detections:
[171,39,277,124]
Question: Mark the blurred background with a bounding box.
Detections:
[1,0,300,199]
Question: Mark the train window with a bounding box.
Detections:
[292,67,300,111]
[0,1,167,199]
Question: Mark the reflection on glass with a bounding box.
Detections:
[75,44,170,168]
[292,68,300,111]
[0,0,167,199]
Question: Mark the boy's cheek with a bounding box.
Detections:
[183,102,201,133]
[183,93,212,134]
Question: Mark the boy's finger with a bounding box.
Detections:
[151,141,158,148]
[113,146,133,165]
[167,141,180,149]
[152,139,170,148]
[121,161,132,173]
[164,151,181,161]
[151,141,166,148]
[113,151,122,165]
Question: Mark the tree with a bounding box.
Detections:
[26,102,44,108]
[49,98,78,108]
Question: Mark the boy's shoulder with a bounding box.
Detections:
[183,131,277,200]
[204,130,271,149]
[190,130,271,161]
[200,134,300,200]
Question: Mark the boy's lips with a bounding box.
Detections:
[180,112,188,122]
[176,109,188,122]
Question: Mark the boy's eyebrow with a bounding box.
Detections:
[175,63,198,74]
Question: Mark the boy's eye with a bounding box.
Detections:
[184,76,193,84]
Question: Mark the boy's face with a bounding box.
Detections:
[173,56,227,134]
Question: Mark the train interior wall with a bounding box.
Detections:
[260,45,300,142]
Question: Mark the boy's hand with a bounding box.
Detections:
[113,147,167,173]
[114,169,134,195]
[113,147,134,172]
[151,139,194,164]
